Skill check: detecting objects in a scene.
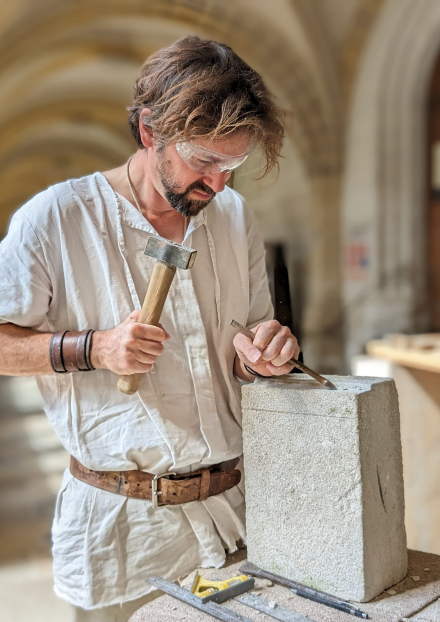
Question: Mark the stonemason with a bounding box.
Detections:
[241,375,407,602]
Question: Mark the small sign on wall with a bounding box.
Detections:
[344,242,370,280]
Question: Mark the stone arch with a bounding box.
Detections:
[340,0,386,104]
[342,0,440,363]
[0,0,346,370]
[0,0,342,176]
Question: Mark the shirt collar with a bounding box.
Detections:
[96,171,212,240]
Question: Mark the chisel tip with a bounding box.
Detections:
[324,379,338,390]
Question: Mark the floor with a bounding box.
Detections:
[0,374,74,621]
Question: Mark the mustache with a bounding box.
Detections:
[184,180,215,199]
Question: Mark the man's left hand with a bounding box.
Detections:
[233,319,300,379]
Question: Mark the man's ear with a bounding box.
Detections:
[139,108,154,148]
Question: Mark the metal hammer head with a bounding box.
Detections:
[144,235,197,270]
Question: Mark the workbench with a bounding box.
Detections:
[129,548,440,622]
[356,334,440,556]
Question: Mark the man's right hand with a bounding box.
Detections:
[90,310,170,375]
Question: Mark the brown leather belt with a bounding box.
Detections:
[70,456,241,507]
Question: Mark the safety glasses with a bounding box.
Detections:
[175,140,252,175]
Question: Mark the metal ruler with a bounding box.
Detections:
[237,592,315,621]
[239,562,368,619]
[147,576,316,622]
[147,576,253,622]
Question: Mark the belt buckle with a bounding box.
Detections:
[151,472,176,507]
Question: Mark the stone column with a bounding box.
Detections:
[302,173,344,375]
[242,375,407,602]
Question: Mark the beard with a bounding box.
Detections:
[156,152,216,218]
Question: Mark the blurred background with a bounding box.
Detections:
[1,0,440,619]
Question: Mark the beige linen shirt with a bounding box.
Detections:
[0,173,272,609]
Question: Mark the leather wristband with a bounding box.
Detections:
[84,329,94,371]
[50,329,95,373]
[50,330,69,373]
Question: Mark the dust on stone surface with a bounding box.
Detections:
[128,551,440,622]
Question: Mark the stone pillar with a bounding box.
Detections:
[241,375,407,603]
[302,174,344,375]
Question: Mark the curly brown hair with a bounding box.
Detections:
[128,36,284,176]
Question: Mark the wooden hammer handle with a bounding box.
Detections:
[117,261,176,395]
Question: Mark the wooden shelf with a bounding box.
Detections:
[367,338,440,374]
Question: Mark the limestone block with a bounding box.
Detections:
[242,375,407,602]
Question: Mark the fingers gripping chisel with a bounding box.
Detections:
[230,320,337,390]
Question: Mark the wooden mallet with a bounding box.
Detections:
[117,235,197,395]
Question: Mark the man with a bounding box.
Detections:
[0,36,299,620]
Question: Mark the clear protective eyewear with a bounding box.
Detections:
[175,140,252,175]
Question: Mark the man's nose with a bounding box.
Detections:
[203,171,231,193]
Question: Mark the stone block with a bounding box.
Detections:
[241,375,407,602]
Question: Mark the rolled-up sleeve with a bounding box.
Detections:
[0,211,52,328]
